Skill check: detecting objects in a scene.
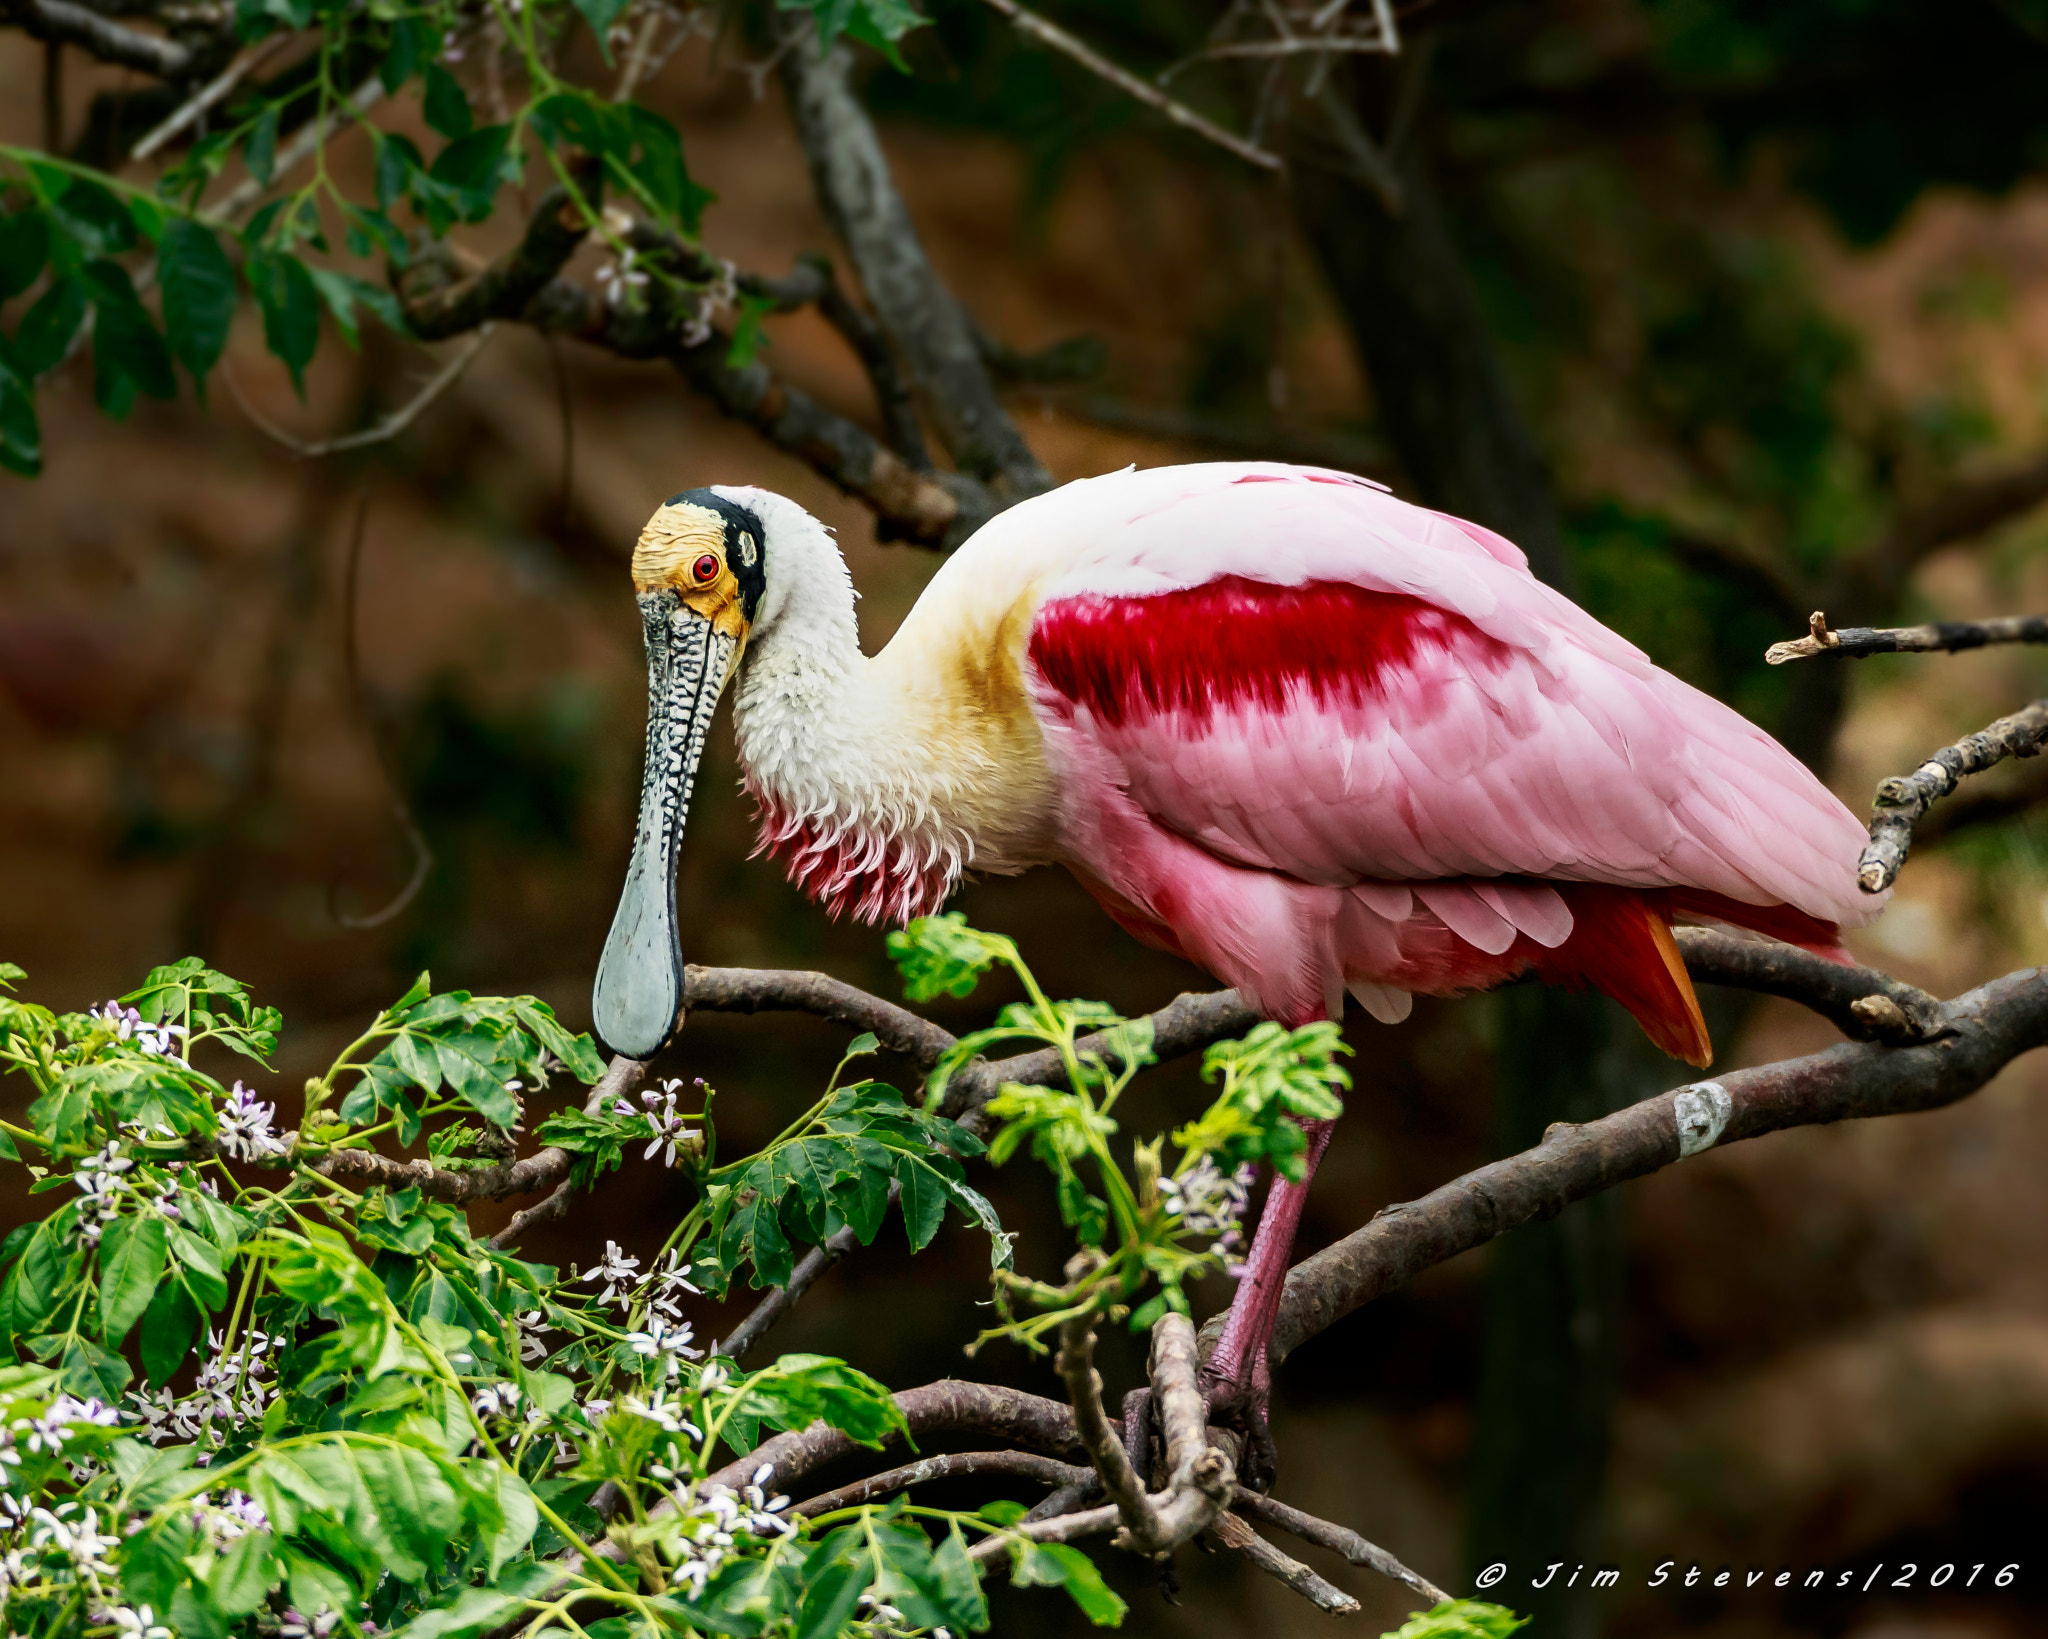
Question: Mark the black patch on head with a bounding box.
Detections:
[664,488,768,621]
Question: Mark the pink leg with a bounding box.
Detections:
[1198,1118,1337,1479]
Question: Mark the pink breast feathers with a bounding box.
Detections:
[745,777,960,927]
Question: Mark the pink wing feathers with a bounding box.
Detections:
[1020,465,1879,1059]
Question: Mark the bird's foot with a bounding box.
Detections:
[1119,1353,1278,1494]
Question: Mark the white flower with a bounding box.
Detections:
[581,1241,641,1307]
[739,1463,793,1536]
[217,1081,287,1162]
[643,1248,703,1322]
[513,1309,553,1363]
[472,1383,522,1419]
[638,1084,698,1169]
[624,1316,703,1379]
[857,1592,907,1623]
[621,1395,701,1441]
[279,1610,342,1639]
[103,1604,172,1639]
[1160,1158,1257,1251]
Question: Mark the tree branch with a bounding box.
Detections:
[2,0,197,77]
[1268,964,2048,1364]
[793,1451,1094,1518]
[1767,608,2048,665]
[1231,1488,1449,1606]
[977,0,1286,176]
[1672,925,1946,1044]
[398,169,601,342]
[1857,699,2048,892]
[1207,1510,1361,1615]
[777,21,1051,502]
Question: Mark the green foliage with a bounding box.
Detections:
[0,923,1478,1637]
[0,0,929,465]
[1383,1601,1530,1639]
[888,915,1342,1350]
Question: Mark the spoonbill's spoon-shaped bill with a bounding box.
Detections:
[592,490,766,1059]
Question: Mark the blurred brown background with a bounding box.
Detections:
[9,4,2048,1637]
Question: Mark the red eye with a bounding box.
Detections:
[691,553,720,584]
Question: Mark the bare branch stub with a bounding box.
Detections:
[1768,610,2048,665]
[1859,698,2048,892]
[1055,1291,1157,1534]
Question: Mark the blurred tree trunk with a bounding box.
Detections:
[1293,118,1625,1638]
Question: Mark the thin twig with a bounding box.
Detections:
[1768,609,2048,665]
[793,1451,1094,1517]
[1055,1296,1155,1534]
[1858,699,2048,892]
[1232,1487,1449,1605]
[978,0,1284,174]
[1208,1511,1361,1614]
[224,328,496,457]
[131,28,300,159]
[329,482,434,929]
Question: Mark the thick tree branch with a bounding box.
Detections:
[1673,925,1946,1044]
[1857,699,2048,893]
[398,170,600,342]
[1268,964,2048,1364]
[704,1380,1085,1496]
[777,22,1051,502]
[1055,1298,1156,1533]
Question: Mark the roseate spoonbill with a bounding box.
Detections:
[593,461,1879,1454]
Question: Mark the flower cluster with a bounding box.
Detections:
[1159,1157,1258,1274]
[659,1465,794,1598]
[88,1003,187,1061]
[216,1080,287,1162]
[127,1330,276,1443]
[613,1079,703,1170]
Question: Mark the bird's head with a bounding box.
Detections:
[590,487,771,1059]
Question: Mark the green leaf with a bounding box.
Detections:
[1383,1601,1531,1639]
[571,0,631,55]
[245,105,279,187]
[618,104,710,236]
[358,1443,464,1577]
[44,173,137,258]
[732,1354,910,1451]
[14,276,85,377]
[0,357,38,476]
[86,259,177,412]
[422,62,473,140]
[210,1529,279,1618]
[794,1555,865,1639]
[140,1277,201,1386]
[98,1210,169,1342]
[379,14,424,91]
[894,1157,948,1253]
[158,218,237,382]
[887,913,1016,1002]
[0,209,49,300]
[429,125,514,223]
[247,251,320,394]
[1012,1542,1125,1625]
